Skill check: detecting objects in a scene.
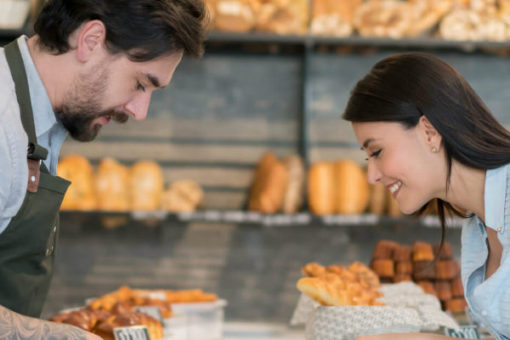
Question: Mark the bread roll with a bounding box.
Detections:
[129,161,164,211]
[57,154,97,210]
[282,155,305,214]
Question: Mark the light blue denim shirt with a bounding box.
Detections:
[461,163,510,340]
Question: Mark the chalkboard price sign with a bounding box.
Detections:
[444,325,480,339]
[113,326,151,340]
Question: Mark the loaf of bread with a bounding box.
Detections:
[249,152,289,214]
[311,0,362,37]
[214,0,255,32]
[160,179,204,212]
[57,154,97,210]
[281,155,305,214]
[251,0,308,35]
[95,158,129,211]
[129,161,164,211]
[353,0,413,38]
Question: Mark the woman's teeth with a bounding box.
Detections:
[389,181,402,194]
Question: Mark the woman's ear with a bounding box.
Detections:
[418,115,442,151]
[74,20,107,63]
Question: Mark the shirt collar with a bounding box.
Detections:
[16,35,62,137]
[484,165,507,231]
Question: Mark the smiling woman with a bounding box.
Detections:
[342,52,510,340]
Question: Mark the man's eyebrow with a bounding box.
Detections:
[361,138,375,150]
[145,73,162,88]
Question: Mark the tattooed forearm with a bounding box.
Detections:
[0,305,95,340]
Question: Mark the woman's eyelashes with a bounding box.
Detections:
[365,149,382,161]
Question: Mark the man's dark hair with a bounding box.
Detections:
[34,0,206,60]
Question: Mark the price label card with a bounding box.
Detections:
[445,325,480,339]
[113,326,150,340]
[134,306,163,322]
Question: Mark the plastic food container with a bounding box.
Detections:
[165,300,227,340]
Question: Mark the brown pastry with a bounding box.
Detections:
[348,261,381,289]
[413,260,435,280]
[435,260,461,280]
[417,280,437,296]
[395,261,413,275]
[433,242,454,260]
[435,280,453,301]
[94,312,163,340]
[393,245,412,261]
[372,240,399,259]
[445,297,468,312]
[451,277,465,297]
[412,242,434,262]
[370,259,395,278]
[301,262,326,277]
[393,274,412,283]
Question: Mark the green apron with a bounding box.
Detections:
[0,41,70,317]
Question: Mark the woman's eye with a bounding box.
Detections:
[365,149,382,161]
[136,82,146,92]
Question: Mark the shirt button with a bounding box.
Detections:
[481,310,488,316]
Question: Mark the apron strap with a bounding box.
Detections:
[4,41,48,162]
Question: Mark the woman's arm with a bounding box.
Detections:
[0,305,101,340]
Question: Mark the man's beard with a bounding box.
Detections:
[55,65,129,142]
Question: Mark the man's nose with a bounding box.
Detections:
[125,92,151,121]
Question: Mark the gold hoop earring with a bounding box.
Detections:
[431,147,438,153]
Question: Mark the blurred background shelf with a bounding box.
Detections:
[59,210,467,228]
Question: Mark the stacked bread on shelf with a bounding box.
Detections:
[206,0,309,34]
[370,240,467,312]
[297,261,384,306]
[205,0,510,41]
[57,155,204,213]
[440,0,510,41]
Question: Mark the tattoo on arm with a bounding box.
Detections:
[0,305,89,340]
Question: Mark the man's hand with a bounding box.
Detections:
[0,305,102,339]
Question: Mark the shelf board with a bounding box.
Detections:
[206,31,510,51]
[60,210,467,228]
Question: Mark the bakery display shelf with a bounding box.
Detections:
[206,31,510,51]
[59,210,467,228]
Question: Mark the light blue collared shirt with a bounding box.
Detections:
[17,35,68,175]
[461,163,510,340]
[0,36,67,234]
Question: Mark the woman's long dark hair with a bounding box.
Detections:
[343,52,510,250]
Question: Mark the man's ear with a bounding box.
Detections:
[418,115,442,150]
[74,20,106,63]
